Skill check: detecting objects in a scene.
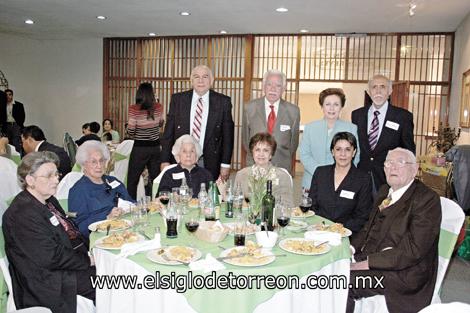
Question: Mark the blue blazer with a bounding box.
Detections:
[300,119,360,189]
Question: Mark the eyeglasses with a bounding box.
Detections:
[33,171,60,180]
[87,159,107,167]
[384,160,416,168]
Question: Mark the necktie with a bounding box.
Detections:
[267,105,276,134]
[46,201,81,240]
[193,97,203,141]
[368,111,380,150]
[378,194,392,211]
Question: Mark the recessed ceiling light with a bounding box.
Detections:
[96,15,107,20]
[25,19,34,25]
[300,29,309,33]
[220,30,227,34]
[275,7,288,13]
[180,11,191,16]
[148,32,156,36]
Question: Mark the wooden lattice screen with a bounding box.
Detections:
[103,32,454,170]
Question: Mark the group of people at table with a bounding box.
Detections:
[2,65,442,313]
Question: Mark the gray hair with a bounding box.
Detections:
[368,74,393,91]
[17,151,59,189]
[75,140,110,167]
[262,69,287,89]
[171,135,202,163]
[386,148,417,163]
[191,65,214,82]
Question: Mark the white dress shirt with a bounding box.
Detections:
[388,179,414,206]
[264,98,280,123]
[190,91,209,147]
[34,140,45,152]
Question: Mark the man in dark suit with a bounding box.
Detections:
[21,125,72,178]
[160,65,234,181]
[0,89,25,152]
[351,75,415,192]
[347,148,441,313]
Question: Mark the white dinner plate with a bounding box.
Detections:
[279,238,331,256]
[146,246,202,265]
[290,208,315,218]
[307,224,352,237]
[94,233,144,250]
[286,220,308,232]
[88,219,132,232]
[219,247,275,267]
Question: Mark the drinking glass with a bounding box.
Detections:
[139,197,150,227]
[300,196,312,215]
[159,191,170,211]
[184,210,200,246]
[234,221,246,246]
[131,204,143,231]
[276,204,291,237]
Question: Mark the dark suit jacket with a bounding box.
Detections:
[38,141,72,178]
[0,90,6,134]
[158,164,213,197]
[2,191,91,313]
[0,98,25,131]
[351,180,441,313]
[160,89,234,179]
[308,164,372,233]
[351,104,415,190]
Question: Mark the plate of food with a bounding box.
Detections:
[307,222,352,237]
[223,222,258,236]
[219,241,275,267]
[146,246,202,265]
[279,238,331,256]
[88,219,132,232]
[291,207,315,218]
[94,231,144,250]
[286,220,308,232]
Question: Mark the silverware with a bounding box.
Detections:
[161,253,190,265]
[106,224,111,236]
[139,231,151,240]
[314,240,329,248]
[254,254,287,259]
[216,253,250,261]
[217,245,227,251]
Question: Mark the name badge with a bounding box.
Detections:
[385,120,400,131]
[280,125,291,132]
[109,180,121,189]
[340,190,355,199]
[49,215,60,226]
[172,172,185,180]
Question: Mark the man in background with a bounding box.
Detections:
[22,125,72,179]
[242,69,300,175]
[0,89,25,152]
[75,121,101,146]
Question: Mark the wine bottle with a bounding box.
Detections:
[209,181,221,220]
[261,180,275,231]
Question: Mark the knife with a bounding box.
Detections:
[216,253,250,261]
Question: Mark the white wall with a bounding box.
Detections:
[0,33,102,145]
[450,12,470,144]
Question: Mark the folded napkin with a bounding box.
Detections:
[189,253,226,273]
[304,230,342,246]
[118,198,134,214]
[118,234,161,258]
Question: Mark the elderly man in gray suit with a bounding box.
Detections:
[242,70,300,175]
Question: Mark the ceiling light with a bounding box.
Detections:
[96,15,107,20]
[148,32,156,36]
[180,12,190,16]
[220,30,227,34]
[275,7,288,13]
[409,2,416,17]
[300,29,309,33]
[24,19,34,25]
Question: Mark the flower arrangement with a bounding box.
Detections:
[248,165,277,220]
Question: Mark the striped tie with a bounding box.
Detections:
[193,97,203,141]
[368,111,380,150]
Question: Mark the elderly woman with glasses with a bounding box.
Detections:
[157,134,213,197]
[2,151,95,313]
[68,140,133,237]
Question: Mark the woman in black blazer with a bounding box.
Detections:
[2,151,95,313]
[308,132,372,233]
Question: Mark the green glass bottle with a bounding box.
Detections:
[209,181,221,220]
[261,180,275,231]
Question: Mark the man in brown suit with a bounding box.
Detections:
[347,148,441,313]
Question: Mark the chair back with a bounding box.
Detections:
[55,172,84,213]
[0,157,21,224]
[0,227,16,312]
[152,164,178,200]
[109,140,134,186]
[63,133,77,166]
[7,145,20,166]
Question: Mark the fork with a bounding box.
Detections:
[161,253,190,265]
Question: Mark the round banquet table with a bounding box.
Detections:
[90,210,351,313]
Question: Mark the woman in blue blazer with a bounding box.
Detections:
[300,88,360,190]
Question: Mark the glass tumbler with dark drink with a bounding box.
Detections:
[166,217,178,238]
[300,196,312,214]
[234,223,246,246]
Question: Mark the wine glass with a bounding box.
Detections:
[140,196,151,226]
[184,211,200,246]
[276,204,291,237]
[159,191,170,209]
[300,196,312,216]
